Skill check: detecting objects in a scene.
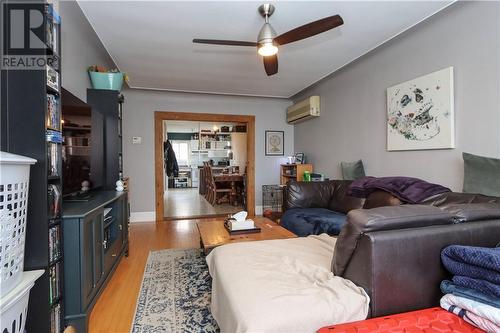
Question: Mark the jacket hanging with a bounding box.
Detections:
[164,140,179,177]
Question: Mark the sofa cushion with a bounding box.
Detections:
[421,191,500,208]
[328,180,365,214]
[443,203,500,223]
[281,208,347,236]
[363,190,402,209]
[284,181,335,210]
[284,180,364,213]
[463,152,500,197]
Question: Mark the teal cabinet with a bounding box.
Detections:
[81,209,104,308]
[63,191,129,332]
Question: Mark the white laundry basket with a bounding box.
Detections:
[0,270,43,333]
[0,152,36,297]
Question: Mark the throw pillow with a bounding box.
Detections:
[363,190,402,209]
[463,152,500,197]
[341,160,366,180]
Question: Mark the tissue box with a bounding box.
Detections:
[230,219,255,231]
[223,219,260,235]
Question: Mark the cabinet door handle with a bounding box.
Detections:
[111,254,117,257]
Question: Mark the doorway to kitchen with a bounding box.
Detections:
[154,112,255,221]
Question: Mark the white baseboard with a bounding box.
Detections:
[130,211,156,223]
[255,205,263,216]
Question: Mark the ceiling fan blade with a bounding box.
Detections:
[193,39,258,47]
[263,55,278,76]
[274,14,344,46]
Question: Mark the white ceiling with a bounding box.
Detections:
[79,1,453,98]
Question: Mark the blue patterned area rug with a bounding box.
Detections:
[131,248,220,333]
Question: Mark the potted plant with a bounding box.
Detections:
[88,65,129,91]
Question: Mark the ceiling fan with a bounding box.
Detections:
[193,3,344,76]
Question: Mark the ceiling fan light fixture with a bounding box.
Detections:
[258,42,278,56]
[193,3,344,76]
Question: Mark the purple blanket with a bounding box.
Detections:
[348,176,451,204]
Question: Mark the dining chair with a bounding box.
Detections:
[207,166,231,205]
[202,162,212,203]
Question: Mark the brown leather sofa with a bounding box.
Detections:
[284,180,364,212]
[281,180,365,235]
[283,180,500,317]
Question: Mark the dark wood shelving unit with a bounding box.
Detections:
[59,89,129,332]
[87,89,125,189]
[1,3,65,333]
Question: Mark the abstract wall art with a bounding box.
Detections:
[386,67,454,151]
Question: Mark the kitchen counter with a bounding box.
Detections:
[197,165,229,169]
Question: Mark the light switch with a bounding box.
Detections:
[132,136,142,144]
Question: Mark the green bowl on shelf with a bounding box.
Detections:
[89,71,124,91]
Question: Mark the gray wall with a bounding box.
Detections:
[58,2,292,218]
[122,88,293,216]
[60,1,116,101]
[293,1,500,191]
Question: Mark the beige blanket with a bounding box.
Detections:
[206,234,369,333]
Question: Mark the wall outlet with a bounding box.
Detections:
[132,136,142,144]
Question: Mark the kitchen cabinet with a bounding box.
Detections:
[230,132,247,170]
[191,167,200,188]
[190,139,199,151]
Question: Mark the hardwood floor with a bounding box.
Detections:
[164,188,244,219]
[86,220,202,333]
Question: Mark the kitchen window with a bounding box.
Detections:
[172,141,190,166]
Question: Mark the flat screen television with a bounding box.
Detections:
[61,88,96,196]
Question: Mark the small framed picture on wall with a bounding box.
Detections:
[265,130,284,156]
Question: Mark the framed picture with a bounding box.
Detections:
[294,152,305,164]
[387,67,454,151]
[265,130,284,156]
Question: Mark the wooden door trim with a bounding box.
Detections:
[154,111,256,222]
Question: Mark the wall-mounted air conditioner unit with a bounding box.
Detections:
[286,95,320,124]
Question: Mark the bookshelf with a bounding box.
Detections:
[87,89,124,190]
[1,3,65,332]
[280,164,314,185]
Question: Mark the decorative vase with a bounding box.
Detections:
[89,71,124,91]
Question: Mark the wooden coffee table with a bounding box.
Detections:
[197,216,296,254]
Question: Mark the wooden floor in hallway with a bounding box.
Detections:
[164,188,244,219]
[87,220,204,333]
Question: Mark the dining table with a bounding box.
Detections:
[213,173,245,206]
